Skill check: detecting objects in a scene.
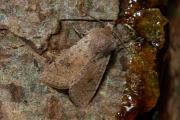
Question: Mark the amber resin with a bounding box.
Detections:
[116,8,168,120]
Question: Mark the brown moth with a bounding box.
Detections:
[41,11,127,107]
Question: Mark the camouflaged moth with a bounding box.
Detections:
[41,11,128,107]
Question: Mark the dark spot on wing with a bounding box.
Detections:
[66,62,71,68]
[88,78,93,83]
[59,60,71,68]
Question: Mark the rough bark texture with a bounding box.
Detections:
[0,0,123,120]
[0,0,169,120]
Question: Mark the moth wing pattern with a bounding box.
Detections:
[42,25,117,107]
[41,34,95,89]
[69,54,111,107]
[41,25,116,90]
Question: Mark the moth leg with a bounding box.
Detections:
[73,26,83,38]
[116,41,130,52]
[73,26,88,38]
[117,36,144,52]
[69,55,111,107]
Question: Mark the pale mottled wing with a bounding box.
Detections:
[41,26,116,90]
[41,35,94,89]
[69,54,111,107]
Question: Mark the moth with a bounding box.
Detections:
[41,11,128,107]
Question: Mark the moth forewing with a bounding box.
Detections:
[41,11,118,107]
[41,31,98,89]
[68,26,116,107]
[69,54,111,107]
[41,24,116,89]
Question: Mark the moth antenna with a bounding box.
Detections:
[79,9,106,26]
[79,9,132,56]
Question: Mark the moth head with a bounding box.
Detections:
[105,23,113,31]
[79,9,132,56]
